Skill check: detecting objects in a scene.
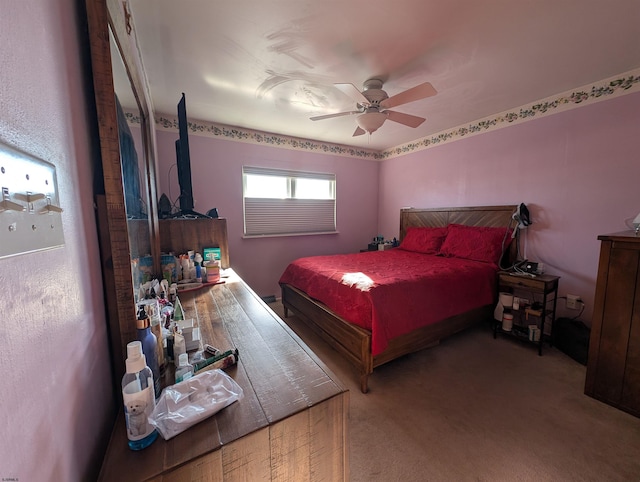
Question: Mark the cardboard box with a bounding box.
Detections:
[177,318,201,351]
[203,247,221,261]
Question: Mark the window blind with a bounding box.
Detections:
[242,166,335,181]
[243,166,336,237]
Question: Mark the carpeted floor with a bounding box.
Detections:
[269,301,640,482]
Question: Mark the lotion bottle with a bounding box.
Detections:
[122,341,158,450]
[173,326,186,367]
[148,304,165,375]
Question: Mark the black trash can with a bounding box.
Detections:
[554,317,590,365]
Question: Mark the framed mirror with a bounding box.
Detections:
[86,0,161,383]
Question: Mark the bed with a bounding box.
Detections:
[279,205,518,393]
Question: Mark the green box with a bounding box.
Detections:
[203,247,221,261]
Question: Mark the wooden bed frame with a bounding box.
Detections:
[280,205,518,393]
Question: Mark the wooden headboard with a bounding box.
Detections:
[399,205,518,262]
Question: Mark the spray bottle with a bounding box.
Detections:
[122,341,158,450]
[194,253,203,283]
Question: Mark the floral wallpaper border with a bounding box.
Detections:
[125,69,640,161]
[382,69,640,159]
[152,115,381,160]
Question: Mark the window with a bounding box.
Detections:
[243,166,336,236]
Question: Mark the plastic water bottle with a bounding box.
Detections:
[122,341,158,450]
[174,353,194,384]
[136,307,160,399]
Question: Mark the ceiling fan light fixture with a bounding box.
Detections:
[356,112,387,134]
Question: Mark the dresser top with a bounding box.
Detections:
[99,269,347,481]
[598,230,640,242]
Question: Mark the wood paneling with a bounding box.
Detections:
[88,0,161,390]
[159,218,230,269]
[399,205,517,236]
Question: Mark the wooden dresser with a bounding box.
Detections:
[585,231,640,418]
[99,270,349,481]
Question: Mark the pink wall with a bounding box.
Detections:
[155,92,640,322]
[156,131,380,297]
[379,92,640,325]
[0,1,113,480]
[1,2,632,478]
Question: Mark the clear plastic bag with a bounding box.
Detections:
[148,369,243,440]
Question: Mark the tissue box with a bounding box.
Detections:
[203,247,221,262]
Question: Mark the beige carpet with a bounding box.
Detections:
[269,301,640,482]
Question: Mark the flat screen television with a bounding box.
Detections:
[173,92,207,218]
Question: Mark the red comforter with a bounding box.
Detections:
[279,249,499,356]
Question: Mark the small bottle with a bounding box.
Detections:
[165,328,175,363]
[174,353,194,384]
[122,341,158,450]
[173,326,186,367]
[136,307,161,399]
[180,256,189,281]
[148,307,166,375]
[194,253,203,283]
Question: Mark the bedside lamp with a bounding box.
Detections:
[625,212,640,235]
[511,202,531,238]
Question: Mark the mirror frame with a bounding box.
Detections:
[87,0,161,383]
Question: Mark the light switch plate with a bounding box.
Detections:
[0,143,64,259]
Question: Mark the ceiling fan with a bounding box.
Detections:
[310,79,437,136]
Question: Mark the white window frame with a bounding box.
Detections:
[242,166,337,237]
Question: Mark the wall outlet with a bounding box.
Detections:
[567,294,580,310]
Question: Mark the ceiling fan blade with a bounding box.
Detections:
[380,82,437,109]
[385,110,426,128]
[334,83,370,105]
[310,110,360,121]
[352,126,366,137]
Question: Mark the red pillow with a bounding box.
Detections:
[439,224,510,264]
[399,226,449,254]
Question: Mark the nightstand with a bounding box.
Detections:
[361,244,393,252]
[494,272,560,355]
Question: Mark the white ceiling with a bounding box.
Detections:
[120,0,640,152]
